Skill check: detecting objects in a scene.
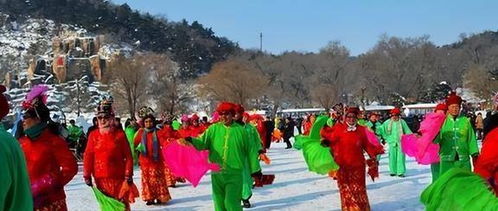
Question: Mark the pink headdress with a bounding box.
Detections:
[22,84,49,110]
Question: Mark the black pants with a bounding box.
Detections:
[283,137,292,148]
[265,135,272,149]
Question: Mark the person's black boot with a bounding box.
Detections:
[242,199,251,208]
[146,201,155,206]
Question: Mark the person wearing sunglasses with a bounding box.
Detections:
[320,107,384,211]
[18,85,77,210]
[378,107,412,177]
[83,98,135,210]
[0,85,33,211]
[181,102,261,211]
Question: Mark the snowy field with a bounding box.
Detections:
[66,140,429,211]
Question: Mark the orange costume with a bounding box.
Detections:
[134,127,172,203]
[83,129,134,208]
[19,129,78,210]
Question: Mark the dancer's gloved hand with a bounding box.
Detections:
[84,177,93,187]
[251,171,263,180]
[320,139,331,147]
[366,158,379,181]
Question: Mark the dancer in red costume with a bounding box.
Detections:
[134,111,172,205]
[321,107,384,211]
[83,97,135,210]
[475,127,498,195]
[18,85,77,211]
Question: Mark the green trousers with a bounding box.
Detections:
[430,162,440,183]
[241,163,253,200]
[439,159,471,178]
[212,172,243,211]
[388,144,406,175]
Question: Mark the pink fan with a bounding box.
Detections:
[365,128,382,148]
[401,112,446,165]
[162,141,220,187]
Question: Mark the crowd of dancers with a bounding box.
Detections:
[2,83,498,211]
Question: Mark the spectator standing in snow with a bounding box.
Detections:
[483,93,498,139]
[476,113,484,140]
[283,117,295,149]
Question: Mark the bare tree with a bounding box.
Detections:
[107,53,149,117]
[145,53,190,115]
[197,59,268,107]
[311,84,339,111]
[464,63,498,101]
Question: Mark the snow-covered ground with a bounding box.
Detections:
[66,141,429,211]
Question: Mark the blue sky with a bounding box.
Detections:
[111,0,498,55]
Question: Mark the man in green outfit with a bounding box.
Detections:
[0,85,33,211]
[183,102,261,211]
[379,108,412,177]
[434,92,479,177]
[233,104,264,208]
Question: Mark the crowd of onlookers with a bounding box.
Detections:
[54,103,498,162]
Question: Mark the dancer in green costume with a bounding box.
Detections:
[434,92,479,177]
[183,102,261,211]
[378,108,412,177]
[421,168,498,211]
[0,84,33,211]
[233,104,264,208]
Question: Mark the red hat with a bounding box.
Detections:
[390,108,401,115]
[0,85,9,119]
[445,91,462,106]
[346,107,360,115]
[250,114,264,121]
[216,102,235,115]
[434,103,448,112]
[234,104,245,114]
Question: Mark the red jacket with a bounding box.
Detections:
[19,129,77,207]
[475,128,498,195]
[321,123,383,167]
[177,126,204,138]
[303,121,313,135]
[83,129,133,179]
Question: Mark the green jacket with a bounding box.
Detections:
[241,123,263,155]
[0,126,33,211]
[192,122,261,174]
[67,124,83,142]
[378,119,412,147]
[125,126,138,165]
[172,120,181,131]
[365,121,382,135]
[357,119,368,126]
[434,115,479,162]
